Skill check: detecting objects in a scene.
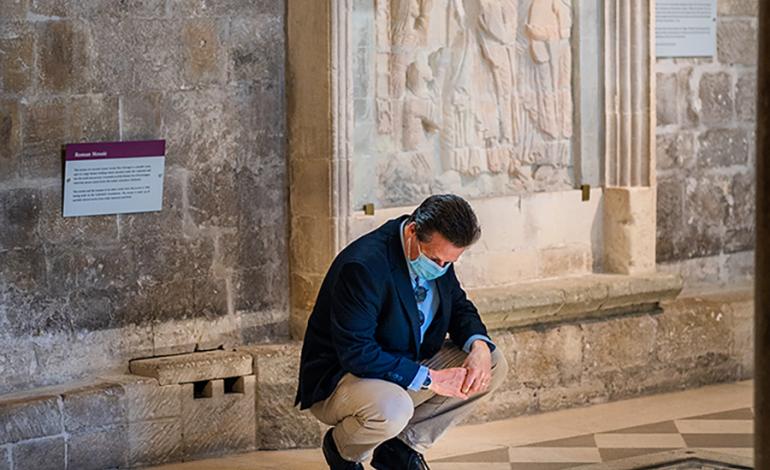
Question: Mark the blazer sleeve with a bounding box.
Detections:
[446,266,494,351]
[329,261,422,389]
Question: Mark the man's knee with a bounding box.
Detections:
[489,347,509,390]
[367,387,414,436]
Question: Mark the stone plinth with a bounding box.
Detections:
[603,187,657,275]
[180,377,257,458]
[129,350,253,385]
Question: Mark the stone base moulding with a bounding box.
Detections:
[470,272,683,331]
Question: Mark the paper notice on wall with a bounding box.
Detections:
[63,140,166,217]
[656,0,717,57]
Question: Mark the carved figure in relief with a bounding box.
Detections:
[390,0,433,100]
[477,0,519,143]
[440,0,485,176]
[378,54,439,207]
[476,0,520,173]
[403,55,440,173]
[524,0,571,139]
[375,1,393,134]
[370,0,574,194]
[439,0,524,176]
[392,0,433,44]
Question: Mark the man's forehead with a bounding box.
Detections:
[422,236,464,262]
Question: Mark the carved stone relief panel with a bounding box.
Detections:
[352,0,575,208]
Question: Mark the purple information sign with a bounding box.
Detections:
[63,140,166,217]
[65,140,166,161]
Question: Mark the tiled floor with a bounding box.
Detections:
[152,380,754,470]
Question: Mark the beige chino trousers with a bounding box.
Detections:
[310,341,508,463]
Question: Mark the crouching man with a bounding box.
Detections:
[295,194,508,470]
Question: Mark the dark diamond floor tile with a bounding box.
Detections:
[434,446,510,463]
[510,463,584,470]
[681,408,754,421]
[526,434,597,448]
[606,421,679,434]
[681,433,754,448]
[599,448,673,461]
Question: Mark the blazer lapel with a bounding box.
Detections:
[387,221,422,355]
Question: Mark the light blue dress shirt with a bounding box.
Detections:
[399,221,494,390]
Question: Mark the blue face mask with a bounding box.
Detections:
[408,236,451,281]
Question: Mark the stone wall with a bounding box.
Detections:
[470,283,754,423]
[655,0,757,288]
[0,1,288,395]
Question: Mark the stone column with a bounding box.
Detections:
[602,0,657,275]
[755,0,769,465]
[287,0,352,339]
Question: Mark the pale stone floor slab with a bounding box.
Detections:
[150,380,753,470]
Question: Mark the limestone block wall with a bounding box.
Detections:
[0,1,289,395]
[655,0,757,288]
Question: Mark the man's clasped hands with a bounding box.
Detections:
[427,339,493,400]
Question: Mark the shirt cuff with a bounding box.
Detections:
[463,334,495,353]
[407,365,430,391]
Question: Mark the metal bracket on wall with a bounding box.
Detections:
[581,184,591,201]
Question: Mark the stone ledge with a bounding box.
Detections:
[469,272,684,331]
[129,350,253,386]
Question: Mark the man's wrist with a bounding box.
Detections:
[408,365,430,391]
[463,334,494,353]
[471,339,491,352]
[421,369,433,390]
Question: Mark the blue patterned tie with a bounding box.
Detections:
[414,276,427,326]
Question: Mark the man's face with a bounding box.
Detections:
[405,222,466,267]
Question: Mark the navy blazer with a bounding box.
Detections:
[295,215,491,410]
